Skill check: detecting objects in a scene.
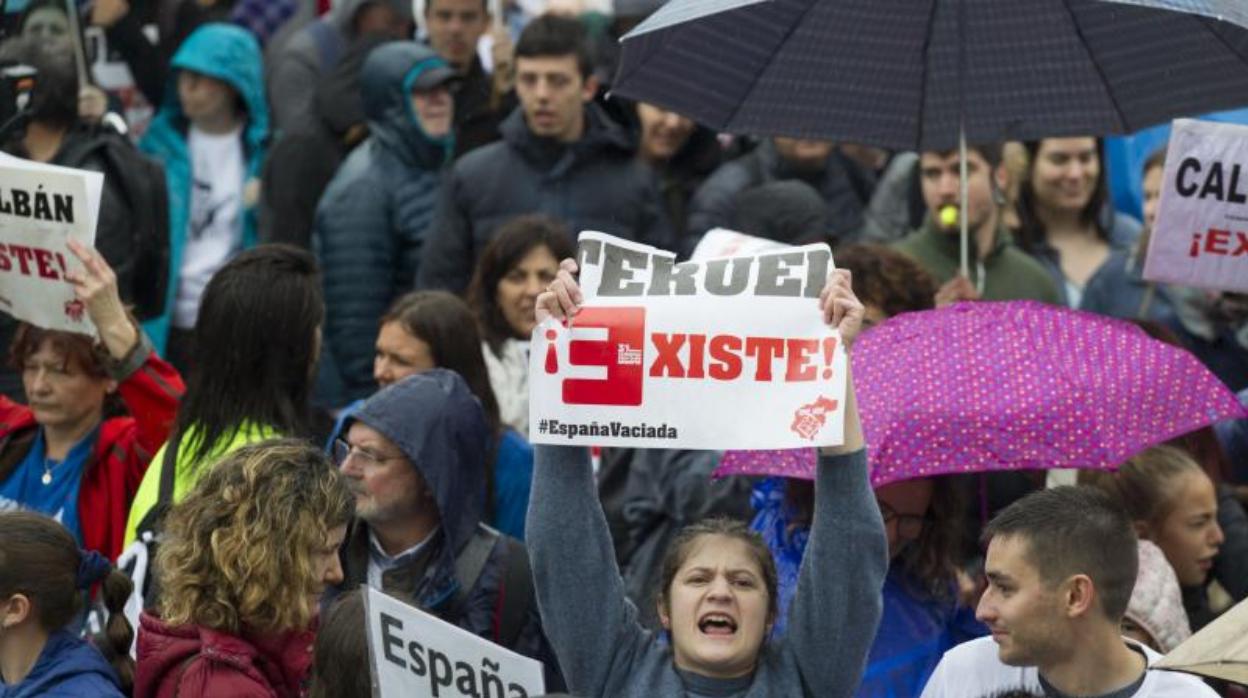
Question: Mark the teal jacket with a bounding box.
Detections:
[139,23,269,354]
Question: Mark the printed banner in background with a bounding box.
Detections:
[364,586,546,698]
[1144,118,1248,293]
[0,154,102,335]
[529,232,847,450]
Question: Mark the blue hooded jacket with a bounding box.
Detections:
[313,41,452,406]
[0,630,124,698]
[139,23,270,354]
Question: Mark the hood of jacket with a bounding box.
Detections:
[160,23,269,160]
[360,41,453,170]
[134,613,314,697]
[330,0,413,34]
[348,369,488,569]
[499,101,636,178]
[2,630,121,697]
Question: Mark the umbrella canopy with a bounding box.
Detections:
[1155,596,1248,685]
[714,301,1247,485]
[614,0,1248,150]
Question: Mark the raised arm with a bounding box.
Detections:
[784,271,888,697]
[526,262,651,696]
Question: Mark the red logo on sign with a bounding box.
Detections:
[63,299,85,322]
[790,396,839,441]
[548,307,646,406]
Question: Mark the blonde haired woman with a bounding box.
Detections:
[133,439,354,698]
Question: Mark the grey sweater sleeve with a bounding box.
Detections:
[527,445,652,697]
[782,448,888,697]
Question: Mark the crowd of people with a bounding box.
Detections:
[0,0,1246,696]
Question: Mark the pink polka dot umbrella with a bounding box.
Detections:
[715,301,1248,487]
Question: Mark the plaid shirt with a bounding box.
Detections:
[229,0,298,45]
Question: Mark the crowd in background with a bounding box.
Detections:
[0,0,1245,695]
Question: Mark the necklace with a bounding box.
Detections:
[41,458,59,486]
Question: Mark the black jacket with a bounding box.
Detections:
[417,104,672,294]
[452,56,516,159]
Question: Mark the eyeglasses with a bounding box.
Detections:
[878,501,932,540]
[331,438,405,468]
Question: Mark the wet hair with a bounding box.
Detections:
[921,143,1004,171]
[174,244,323,468]
[656,517,779,622]
[983,485,1137,621]
[0,512,134,691]
[9,324,107,380]
[515,14,592,79]
[1014,138,1112,252]
[309,591,371,698]
[834,243,937,317]
[1079,445,1207,528]
[381,291,500,433]
[157,439,353,635]
[467,214,575,355]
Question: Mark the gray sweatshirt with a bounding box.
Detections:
[527,446,887,698]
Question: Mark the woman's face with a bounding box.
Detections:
[374,322,436,388]
[659,535,772,680]
[1142,163,1165,231]
[22,339,112,434]
[637,102,696,164]
[1031,137,1100,214]
[496,245,559,338]
[1146,471,1223,587]
[307,524,348,619]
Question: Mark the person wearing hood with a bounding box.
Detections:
[417,14,671,295]
[313,41,458,408]
[330,370,558,682]
[138,23,269,365]
[266,0,413,133]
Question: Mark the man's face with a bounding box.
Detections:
[425,0,490,71]
[177,71,238,126]
[976,534,1070,668]
[339,422,433,526]
[772,137,834,173]
[515,54,595,143]
[920,149,998,235]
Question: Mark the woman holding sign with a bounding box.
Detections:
[528,261,887,697]
[0,240,182,561]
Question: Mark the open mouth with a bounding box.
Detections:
[697,613,738,636]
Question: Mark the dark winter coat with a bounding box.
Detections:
[313,42,452,405]
[0,630,124,698]
[685,139,876,244]
[452,55,516,159]
[330,371,557,679]
[417,105,672,294]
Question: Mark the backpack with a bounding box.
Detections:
[451,524,533,648]
[58,125,170,321]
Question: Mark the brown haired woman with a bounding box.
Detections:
[527,260,887,697]
[0,239,183,560]
[134,439,353,697]
[0,511,133,696]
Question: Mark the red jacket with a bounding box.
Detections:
[135,612,315,698]
[0,347,183,560]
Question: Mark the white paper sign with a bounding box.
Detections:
[0,155,102,335]
[364,586,546,698]
[1144,118,1248,293]
[690,227,789,261]
[529,232,847,450]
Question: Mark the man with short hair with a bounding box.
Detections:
[417,14,670,294]
[892,145,1061,305]
[921,486,1217,698]
[685,136,876,249]
[331,369,556,672]
[424,0,516,156]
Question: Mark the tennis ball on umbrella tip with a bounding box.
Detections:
[938,205,958,228]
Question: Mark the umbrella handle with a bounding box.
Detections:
[960,125,970,280]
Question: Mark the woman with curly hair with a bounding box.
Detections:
[133,439,353,698]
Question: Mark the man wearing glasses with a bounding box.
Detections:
[329,369,559,681]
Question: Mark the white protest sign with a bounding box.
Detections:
[1144,118,1248,293]
[364,586,545,698]
[529,231,847,450]
[0,154,102,335]
[690,227,789,261]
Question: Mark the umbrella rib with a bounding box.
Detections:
[1058,0,1129,133]
[1196,14,1248,68]
[720,0,822,134]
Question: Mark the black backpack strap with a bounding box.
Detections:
[452,524,499,609]
[496,536,533,647]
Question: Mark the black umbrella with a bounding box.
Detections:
[614,0,1248,274]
